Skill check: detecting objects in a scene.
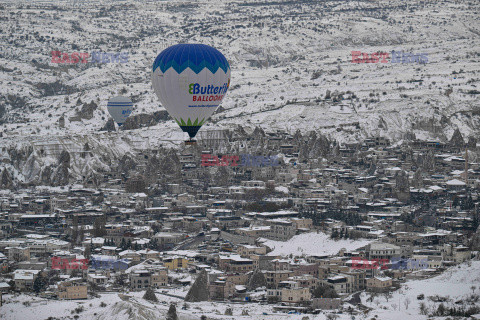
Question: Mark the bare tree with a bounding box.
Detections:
[419,302,428,315]
[384,292,391,302]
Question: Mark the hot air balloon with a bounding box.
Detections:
[107,96,133,126]
[152,44,231,144]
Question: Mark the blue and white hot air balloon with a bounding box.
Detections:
[152,44,231,142]
[107,96,133,126]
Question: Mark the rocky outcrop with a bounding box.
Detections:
[211,166,230,186]
[247,269,267,291]
[298,131,331,162]
[158,150,181,179]
[100,118,116,132]
[1,134,152,186]
[449,128,464,148]
[0,104,6,121]
[415,150,435,172]
[0,168,13,189]
[395,170,411,202]
[293,129,302,141]
[121,111,170,130]
[22,151,42,183]
[412,168,425,188]
[51,165,69,186]
[8,146,33,168]
[118,154,137,175]
[325,89,331,100]
[231,125,249,141]
[78,101,98,120]
[51,150,71,186]
[252,126,266,138]
[367,163,376,176]
[82,143,90,158]
[471,225,480,250]
[185,269,209,302]
[395,170,409,191]
[40,166,53,185]
[58,115,65,128]
[143,287,158,302]
[144,156,160,185]
[467,136,477,149]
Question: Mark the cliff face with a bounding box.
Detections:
[51,150,71,186]
[298,131,331,163]
[0,134,141,187]
[1,121,476,190]
[120,111,170,130]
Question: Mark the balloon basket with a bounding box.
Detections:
[185,139,197,146]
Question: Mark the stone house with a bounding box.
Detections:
[57,281,88,300]
[366,276,392,292]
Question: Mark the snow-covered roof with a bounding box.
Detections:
[119,250,140,256]
[446,179,466,186]
[374,276,392,282]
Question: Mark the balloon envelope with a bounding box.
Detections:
[107,96,133,126]
[152,44,231,139]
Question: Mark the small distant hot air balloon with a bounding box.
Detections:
[152,44,231,144]
[107,96,133,126]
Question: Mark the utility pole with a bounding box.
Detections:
[464,147,468,186]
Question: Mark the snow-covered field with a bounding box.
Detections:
[0,291,197,320]
[0,0,479,145]
[360,260,480,320]
[3,261,480,320]
[261,232,372,257]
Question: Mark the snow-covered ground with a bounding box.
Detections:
[0,291,197,320]
[2,260,480,320]
[360,260,480,320]
[0,0,479,145]
[261,232,372,257]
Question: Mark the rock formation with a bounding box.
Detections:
[0,168,13,189]
[247,269,267,291]
[78,101,98,120]
[185,269,209,302]
[100,118,116,132]
[121,111,170,130]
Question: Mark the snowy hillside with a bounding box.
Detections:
[261,232,371,257]
[0,0,479,145]
[360,260,480,320]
